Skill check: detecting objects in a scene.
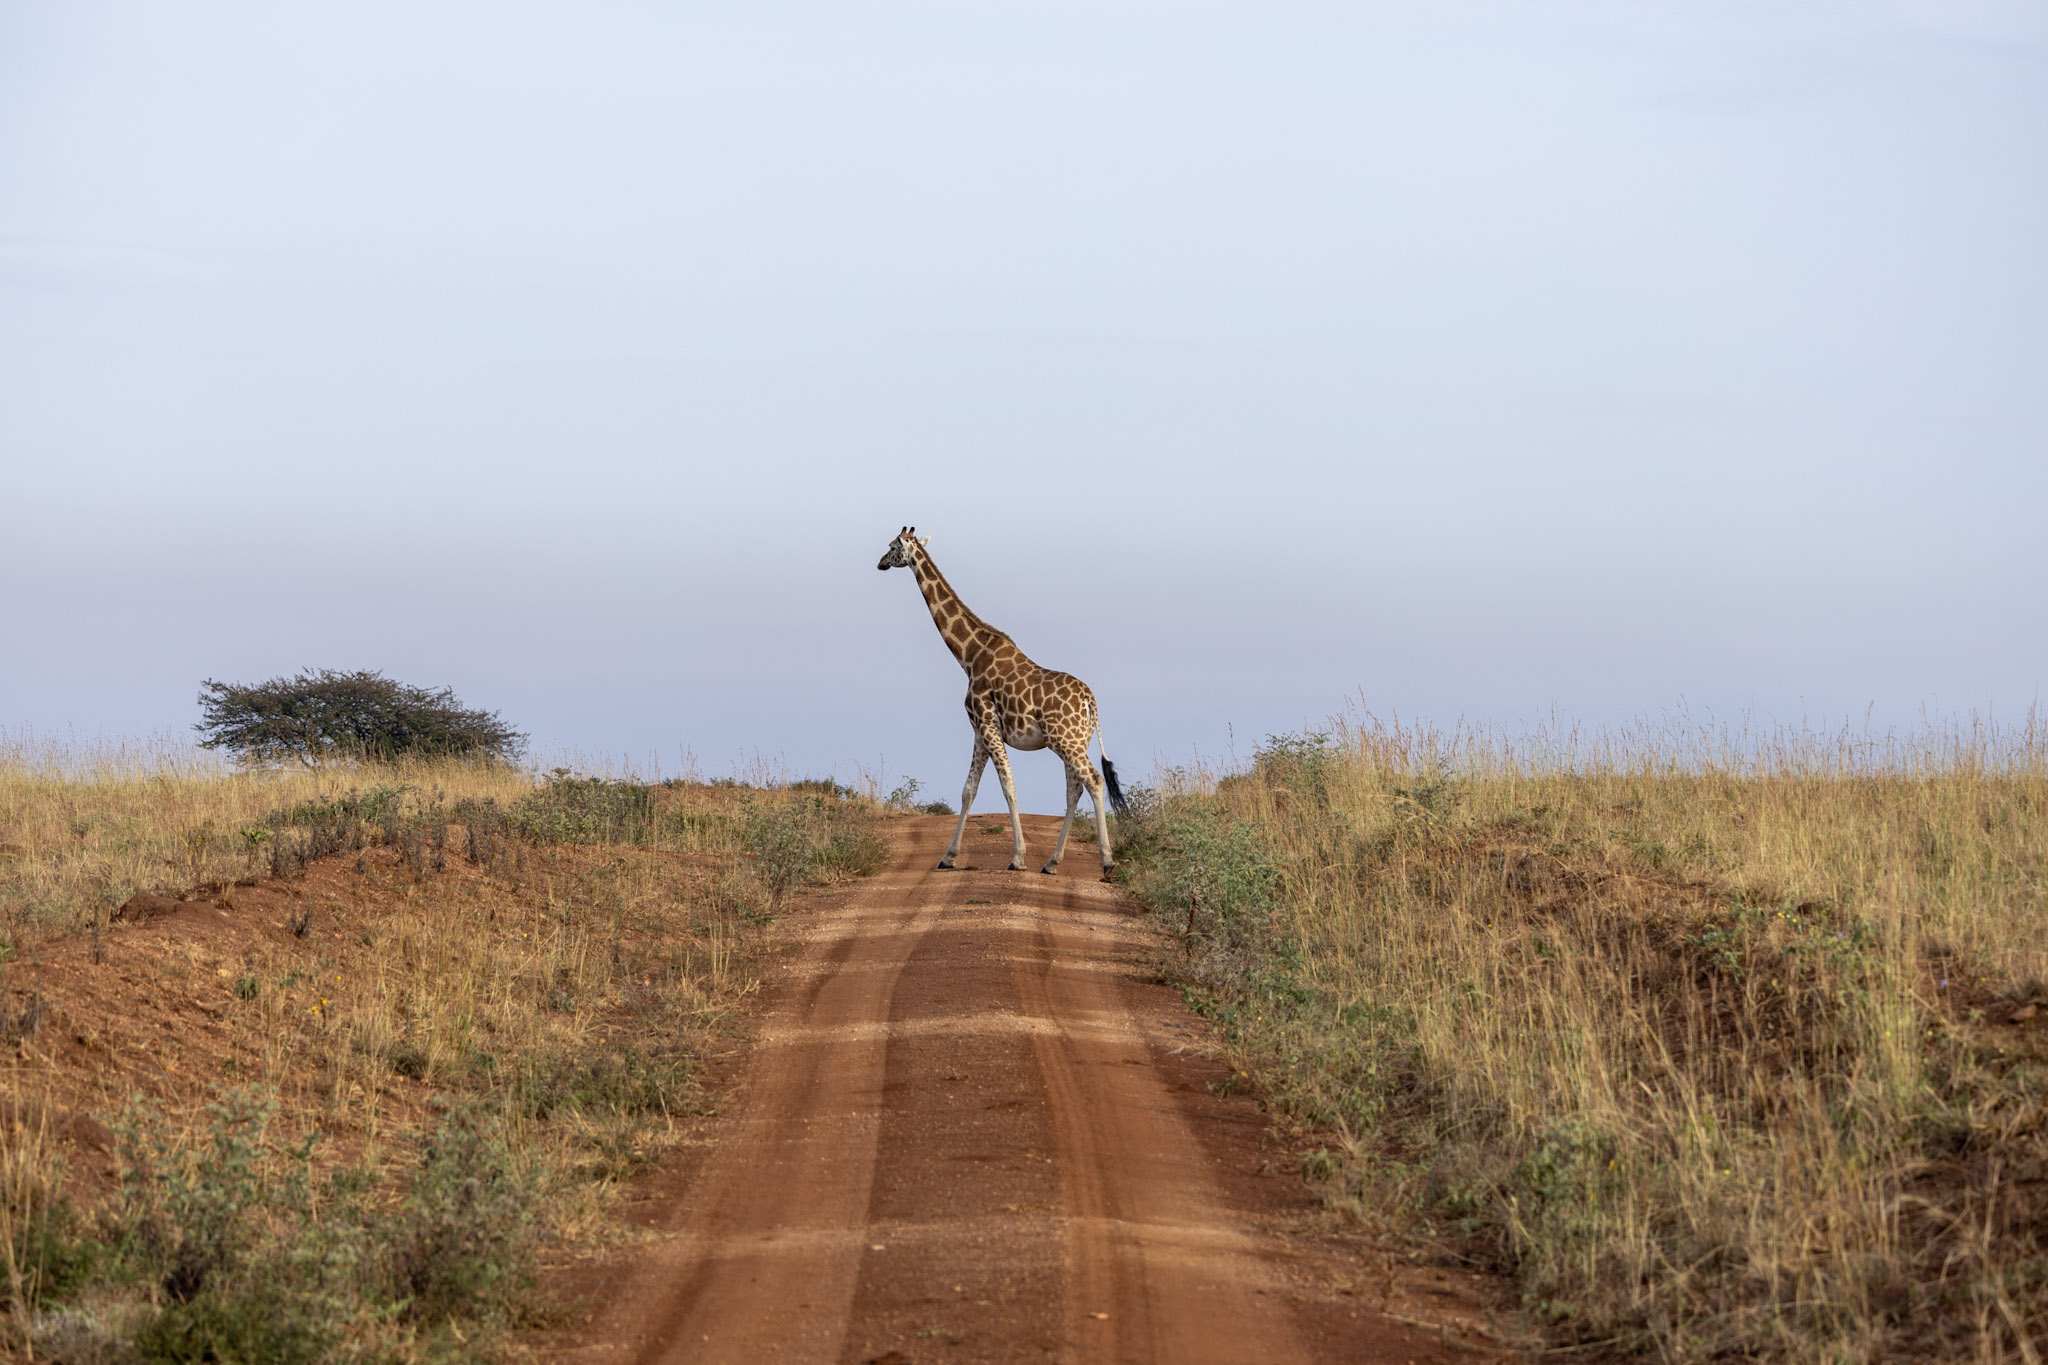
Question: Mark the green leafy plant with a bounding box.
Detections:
[384,1109,540,1325]
[508,771,659,845]
[114,1090,283,1305]
[884,776,954,815]
[742,795,887,907]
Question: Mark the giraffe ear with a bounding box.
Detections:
[918,535,931,549]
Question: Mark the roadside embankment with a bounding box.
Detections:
[1113,719,2048,1361]
[0,746,883,1361]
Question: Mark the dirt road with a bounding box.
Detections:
[558,816,1493,1364]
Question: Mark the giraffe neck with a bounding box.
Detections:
[910,548,998,673]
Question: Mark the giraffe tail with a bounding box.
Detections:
[1093,699,1131,815]
[1101,756,1130,815]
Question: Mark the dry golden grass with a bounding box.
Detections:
[0,733,536,950]
[1119,715,2048,1362]
[0,740,884,1360]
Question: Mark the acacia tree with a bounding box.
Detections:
[195,669,525,766]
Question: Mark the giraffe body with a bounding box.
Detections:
[877,527,1126,876]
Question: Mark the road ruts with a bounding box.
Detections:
[597,832,944,1363]
[1013,889,1310,1364]
[566,815,1435,1365]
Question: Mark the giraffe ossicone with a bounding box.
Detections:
[877,526,1128,877]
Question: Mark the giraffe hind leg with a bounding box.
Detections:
[1041,763,1083,874]
[988,742,1027,870]
[1082,759,1116,875]
[939,737,989,869]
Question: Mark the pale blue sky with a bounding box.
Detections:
[3,2,2044,808]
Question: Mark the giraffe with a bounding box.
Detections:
[877,527,1129,877]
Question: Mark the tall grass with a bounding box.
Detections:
[0,731,536,951]
[0,739,889,1360]
[1118,713,2048,1361]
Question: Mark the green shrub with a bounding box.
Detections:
[115,1090,275,1303]
[742,796,887,906]
[384,1109,539,1325]
[135,1286,332,1365]
[883,776,953,815]
[817,822,889,878]
[1130,801,1281,951]
[114,1090,365,1363]
[260,786,395,879]
[2,1179,96,1313]
[788,777,854,799]
[512,1046,696,1122]
[1251,729,1336,806]
[259,782,476,883]
[508,772,659,845]
[744,801,819,908]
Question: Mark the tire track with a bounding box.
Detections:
[562,815,1484,1365]
[1012,887,1310,1364]
[591,836,943,1364]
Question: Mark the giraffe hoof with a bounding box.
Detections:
[937,859,955,870]
[1005,861,1025,872]
[1039,864,1058,875]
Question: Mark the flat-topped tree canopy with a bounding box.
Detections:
[195,669,526,766]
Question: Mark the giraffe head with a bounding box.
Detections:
[876,526,928,571]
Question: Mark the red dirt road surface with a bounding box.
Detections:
[555,816,1499,1364]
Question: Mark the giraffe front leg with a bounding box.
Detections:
[987,743,1027,871]
[939,738,989,869]
[1042,763,1082,874]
